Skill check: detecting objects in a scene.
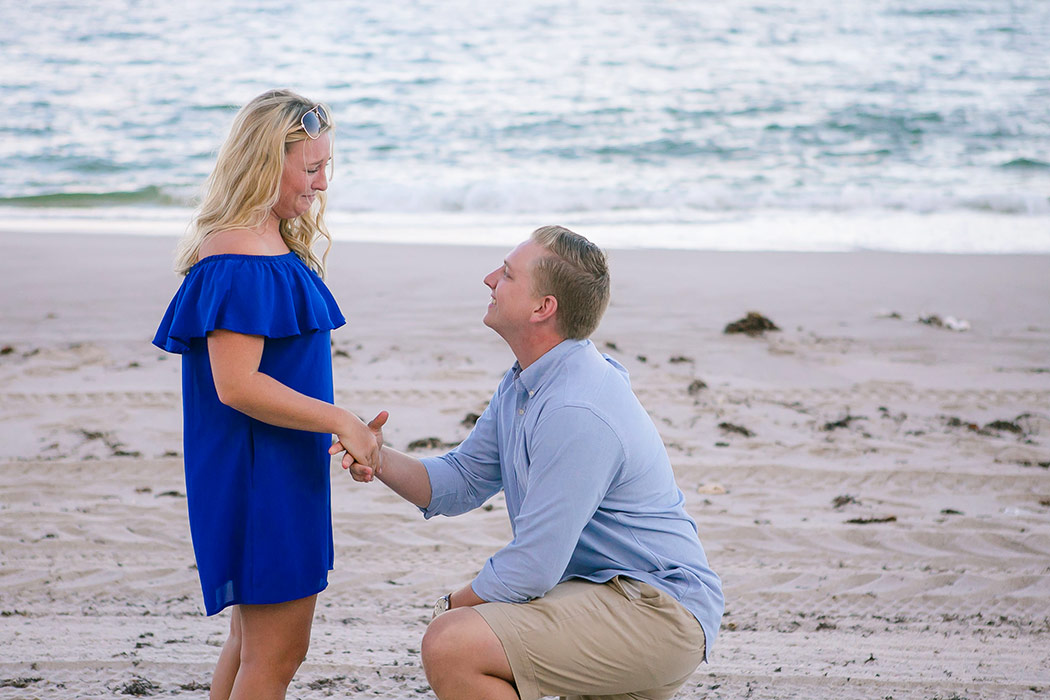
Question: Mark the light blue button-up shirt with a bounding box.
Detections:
[421,339,724,657]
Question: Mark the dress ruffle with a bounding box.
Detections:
[153,252,345,353]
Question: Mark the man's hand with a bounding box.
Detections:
[330,411,432,508]
[330,410,388,482]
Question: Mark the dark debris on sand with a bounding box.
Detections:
[77,428,142,458]
[945,416,982,432]
[945,414,1034,438]
[307,676,346,690]
[407,437,460,451]
[687,379,707,396]
[984,419,1023,434]
[718,422,755,438]
[178,681,210,691]
[120,677,159,696]
[0,678,42,689]
[832,494,860,509]
[845,516,897,525]
[823,413,866,431]
[724,312,780,337]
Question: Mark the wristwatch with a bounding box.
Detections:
[432,593,451,620]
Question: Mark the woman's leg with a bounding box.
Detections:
[210,606,243,700]
[229,594,318,700]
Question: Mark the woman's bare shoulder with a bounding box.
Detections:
[198,228,286,259]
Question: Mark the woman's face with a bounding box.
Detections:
[273,132,331,220]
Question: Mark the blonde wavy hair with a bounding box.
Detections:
[174,89,335,277]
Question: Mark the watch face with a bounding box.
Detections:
[432,595,449,618]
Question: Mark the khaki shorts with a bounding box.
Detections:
[474,577,705,700]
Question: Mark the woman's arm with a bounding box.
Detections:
[208,328,379,467]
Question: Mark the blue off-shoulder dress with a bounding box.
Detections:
[153,252,345,615]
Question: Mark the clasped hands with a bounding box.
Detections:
[329,410,389,482]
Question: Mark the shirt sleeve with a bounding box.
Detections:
[471,405,624,602]
[420,386,504,518]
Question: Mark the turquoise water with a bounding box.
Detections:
[1,0,1048,250]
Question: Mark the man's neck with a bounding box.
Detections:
[509,334,565,370]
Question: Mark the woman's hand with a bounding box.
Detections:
[330,410,388,482]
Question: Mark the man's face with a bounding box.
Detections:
[482,240,547,339]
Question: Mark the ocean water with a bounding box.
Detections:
[1,0,1048,252]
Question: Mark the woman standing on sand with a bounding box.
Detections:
[153,89,379,700]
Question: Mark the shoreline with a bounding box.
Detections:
[2,207,1050,254]
[1,229,1049,699]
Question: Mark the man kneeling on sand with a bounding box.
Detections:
[332,226,723,700]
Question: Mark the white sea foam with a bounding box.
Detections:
[4,206,1048,255]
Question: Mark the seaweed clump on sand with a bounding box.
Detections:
[119,678,158,696]
[724,312,780,337]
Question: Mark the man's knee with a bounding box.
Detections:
[421,609,471,671]
[421,608,511,684]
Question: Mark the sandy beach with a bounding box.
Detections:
[1,229,1048,699]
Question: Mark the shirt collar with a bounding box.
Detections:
[514,338,590,393]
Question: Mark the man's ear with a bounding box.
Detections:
[531,295,558,324]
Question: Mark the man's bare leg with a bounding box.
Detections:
[422,608,518,700]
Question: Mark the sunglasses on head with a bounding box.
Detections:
[299,104,330,139]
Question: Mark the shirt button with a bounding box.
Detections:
[518,409,525,415]
[528,391,535,397]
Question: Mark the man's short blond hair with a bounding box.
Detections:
[529,226,610,340]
